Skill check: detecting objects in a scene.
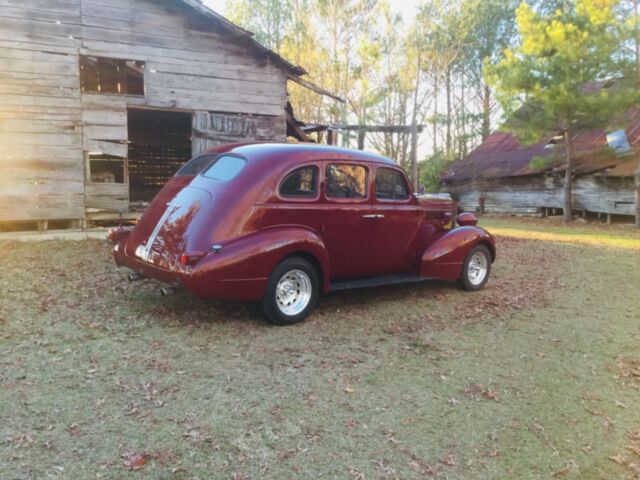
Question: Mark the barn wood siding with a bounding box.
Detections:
[446,175,636,216]
[0,0,84,222]
[0,0,288,223]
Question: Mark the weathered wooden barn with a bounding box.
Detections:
[440,108,640,221]
[0,0,330,231]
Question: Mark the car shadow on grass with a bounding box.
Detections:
[124,276,458,329]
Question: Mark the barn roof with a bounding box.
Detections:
[441,107,640,183]
[179,0,306,76]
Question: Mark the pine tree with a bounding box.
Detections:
[486,0,639,223]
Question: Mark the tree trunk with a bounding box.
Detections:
[433,74,438,155]
[482,84,491,140]
[445,66,452,157]
[563,129,575,223]
[410,118,418,191]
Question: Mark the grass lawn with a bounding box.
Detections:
[1,217,640,479]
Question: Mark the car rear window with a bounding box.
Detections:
[202,155,246,182]
[175,154,215,177]
[279,166,318,197]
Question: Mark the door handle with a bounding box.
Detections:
[361,214,377,219]
[376,214,385,218]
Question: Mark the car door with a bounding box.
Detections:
[320,161,375,280]
[369,166,423,275]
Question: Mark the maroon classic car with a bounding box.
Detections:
[109,143,495,325]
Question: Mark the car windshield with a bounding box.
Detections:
[202,155,246,182]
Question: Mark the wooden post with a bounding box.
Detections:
[327,129,334,146]
[563,129,575,223]
[410,118,418,191]
[635,164,640,227]
[357,127,365,150]
[607,213,612,225]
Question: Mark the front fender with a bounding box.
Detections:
[420,226,495,281]
[184,227,330,300]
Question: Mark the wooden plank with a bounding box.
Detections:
[0,179,84,196]
[0,46,78,64]
[144,85,284,113]
[82,125,127,142]
[80,40,268,69]
[80,93,127,110]
[0,0,80,14]
[0,84,80,99]
[83,139,127,157]
[0,58,78,76]
[147,71,284,97]
[0,194,84,221]
[0,146,83,161]
[0,106,81,122]
[127,93,283,117]
[0,70,79,88]
[0,132,81,147]
[85,182,129,210]
[0,39,78,55]
[82,109,127,125]
[0,6,81,25]
[0,118,80,134]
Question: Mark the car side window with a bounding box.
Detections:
[375,167,409,200]
[279,166,318,198]
[326,164,368,199]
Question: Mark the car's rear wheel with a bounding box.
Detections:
[261,257,319,325]
[459,244,491,291]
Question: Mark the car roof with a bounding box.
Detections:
[216,142,397,166]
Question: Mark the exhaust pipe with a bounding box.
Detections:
[159,286,175,297]
[128,272,144,282]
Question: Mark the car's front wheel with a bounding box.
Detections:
[261,257,319,325]
[459,244,491,291]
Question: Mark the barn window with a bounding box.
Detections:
[87,153,126,184]
[80,56,145,96]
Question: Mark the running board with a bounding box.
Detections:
[330,273,435,292]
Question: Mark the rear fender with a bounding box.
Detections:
[420,226,495,281]
[185,227,330,300]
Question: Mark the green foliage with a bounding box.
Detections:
[528,154,556,170]
[486,0,640,145]
[418,151,455,192]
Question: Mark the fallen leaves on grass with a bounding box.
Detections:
[609,453,627,465]
[615,356,640,387]
[440,454,456,466]
[462,383,500,402]
[347,466,365,480]
[122,450,147,471]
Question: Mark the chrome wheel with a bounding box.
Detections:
[275,269,312,316]
[467,251,488,286]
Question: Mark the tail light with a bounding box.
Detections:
[180,251,206,266]
[107,226,132,244]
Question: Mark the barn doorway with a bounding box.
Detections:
[127,108,192,202]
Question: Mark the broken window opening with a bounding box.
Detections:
[80,56,145,96]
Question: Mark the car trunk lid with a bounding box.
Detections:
[126,182,212,269]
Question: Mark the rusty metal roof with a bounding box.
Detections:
[441,107,640,182]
